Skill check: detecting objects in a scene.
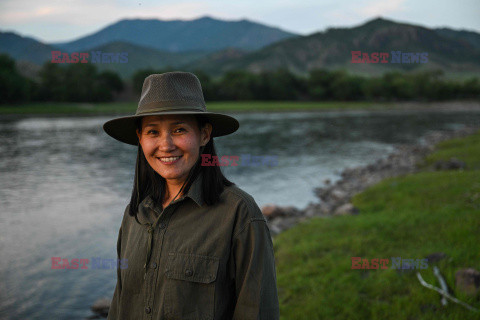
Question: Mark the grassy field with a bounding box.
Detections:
[273,130,480,319]
[0,101,456,115]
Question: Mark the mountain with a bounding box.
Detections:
[0,31,58,65]
[2,17,480,80]
[182,17,480,77]
[51,16,297,53]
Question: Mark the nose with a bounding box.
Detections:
[156,132,176,152]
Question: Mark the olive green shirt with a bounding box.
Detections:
[107,171,280,320]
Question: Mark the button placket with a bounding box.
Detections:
[143,225,160,317]
[144,206,176,318]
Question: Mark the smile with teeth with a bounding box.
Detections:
[157,156,182,163]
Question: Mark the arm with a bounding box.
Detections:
[231,217,280,320]
[107,219,123,320]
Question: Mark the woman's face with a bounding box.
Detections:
[136,114,211,188]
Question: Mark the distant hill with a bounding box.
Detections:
[51,16,297,53]
[181,18,480,77]
[0,31,58,65]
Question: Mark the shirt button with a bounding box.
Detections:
[159,223,166,229]
[185,269,193,277]
[151,262,157,269]
[145,306,151,314]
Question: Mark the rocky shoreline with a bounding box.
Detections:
[262,125,479,235]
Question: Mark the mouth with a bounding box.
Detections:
[156,155,182,164]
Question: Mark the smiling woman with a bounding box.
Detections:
[102,72,280,319]
[135,115,212,206]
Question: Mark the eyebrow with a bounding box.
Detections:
[144,121,185,128]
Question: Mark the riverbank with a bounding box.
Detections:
[1,100,480,115]
[263,125,480,234]
[270,127,480,319]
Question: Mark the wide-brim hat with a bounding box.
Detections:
[103,71,239,145]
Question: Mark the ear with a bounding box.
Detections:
[136,128,141,140]
[200,123,212,147]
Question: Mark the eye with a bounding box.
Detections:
[174,127,186,133]
[147,129,158,135]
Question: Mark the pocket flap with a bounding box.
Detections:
[165,252,219,284]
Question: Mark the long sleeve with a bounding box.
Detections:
[107,221,123,320]
[231,217,280,320]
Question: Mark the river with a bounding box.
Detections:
[0,108,479,319]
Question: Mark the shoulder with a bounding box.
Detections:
[219,184,267,235]
[118,204,129,228]
[221,185,264,218]
[119,203,135,230]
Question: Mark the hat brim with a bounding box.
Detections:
[103,111,239,146]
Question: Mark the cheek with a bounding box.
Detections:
[140,139,156,154]
[176,137,200,154]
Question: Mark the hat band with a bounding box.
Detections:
[136,100,206,115]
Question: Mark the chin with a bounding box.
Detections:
[157,169,187,180]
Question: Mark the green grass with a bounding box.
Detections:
[419,132,480,171]
[0,101,447,115]
[273,130,480,320]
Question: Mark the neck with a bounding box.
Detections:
[164,179,186,204]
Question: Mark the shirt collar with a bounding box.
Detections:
[140,169,205,212]
[183,169,204,207]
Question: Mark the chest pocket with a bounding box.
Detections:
[164,252,220,320]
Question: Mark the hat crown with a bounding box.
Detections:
[103,71,239,145]
[137,72,206,114]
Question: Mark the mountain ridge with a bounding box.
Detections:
[179,17,480,77]
[50,16,297,53]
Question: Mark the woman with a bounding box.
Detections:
[103,72,280,319]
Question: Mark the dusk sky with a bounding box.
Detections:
[0,0,479,43]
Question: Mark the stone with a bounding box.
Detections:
[304,202,332,217]
[333,203,359,216]
[91,297,111,317]
[425,252,447,264]
[261,204,300,220]
[331,189,348,202]
[434,158,466,171]
[269,216,301,233]
[455,268,480,296]
[261,204,284,219]
[267,222,282,236]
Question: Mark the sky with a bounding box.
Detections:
[0,0,479,43]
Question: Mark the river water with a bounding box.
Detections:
[0,108,479,319]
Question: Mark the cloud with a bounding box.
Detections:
[0,0,212,41]
[358,0,407,17]
[0,0,210,26]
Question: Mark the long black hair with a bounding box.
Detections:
[128,114,235,223]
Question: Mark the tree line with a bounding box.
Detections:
[1,53,479,104]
